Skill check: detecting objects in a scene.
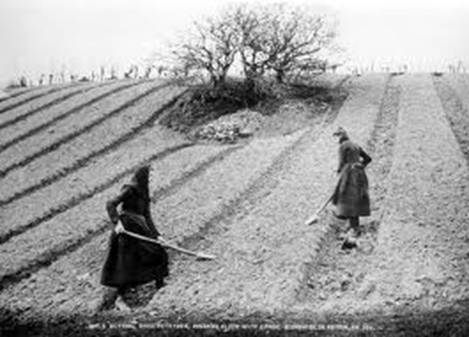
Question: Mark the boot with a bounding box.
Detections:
[91,287,118,313]
[349,217,361,237]
[341,236,358,249]
[115,295,131,312]
[342,217,359,249]
[155,277,165,289]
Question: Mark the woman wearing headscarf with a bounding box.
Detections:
[331,127,372,244]
[100,165,169,310]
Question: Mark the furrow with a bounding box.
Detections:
[367,84,401,212]
[0,143,235,315]
[432,75,469,165]
[0,81,170,203]
[150,131,307,245]
[295,78,401,313]
[0,140,190,244]
[0,89,186,243]
[0,129,305,319]
[0,83,79,115]
[146,74,389,319]
[0,87,38,102]
[169,92,345,273]
[53,132,302,315]
[0,82,97,129]
[0,84,184,178]
[362,74,469,312]
[166,111,341,307]
[0,143,215,289]
[442,74,469,118]
[0,79,150,152]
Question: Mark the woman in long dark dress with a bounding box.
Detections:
[100,165,168,310]
[331,127,372,242]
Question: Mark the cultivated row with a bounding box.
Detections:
[146,74,390,319]
[0,79,145,151]
[442,74,469,117]
[0,80,168,201]
[361,74,469,313]
[0,82,96,127]
[0,142,232,290]
[294,76,402,314]
[0,86,37,102]
[0,86,186,242]
[432,74,469,164]
[0,131,306,320]
[0,83,80,115]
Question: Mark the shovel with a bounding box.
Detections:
[304,194,333,225]
[305,167,349,226]
[116,224,216,260]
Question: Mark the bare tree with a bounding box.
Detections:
[170,14,239,89]
[224,3,336,84]
[229,3,268,84]
[166,2,337,88]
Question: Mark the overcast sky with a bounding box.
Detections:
[1,0,468,86]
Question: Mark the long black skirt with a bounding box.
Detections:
[101,212,169,288]
[332,163,370,218]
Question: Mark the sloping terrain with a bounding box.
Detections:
[145,74,388,319]
[0,74,468,336]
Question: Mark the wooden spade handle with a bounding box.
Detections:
[118,227,216,260]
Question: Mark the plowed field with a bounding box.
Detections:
[1,74,468,337]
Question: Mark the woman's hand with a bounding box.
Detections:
[115,222,125,234]
[354,162,365,169]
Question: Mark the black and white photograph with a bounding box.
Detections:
[0,0,468,336]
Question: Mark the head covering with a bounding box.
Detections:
[125,165,150,201]
[332,126,349,143]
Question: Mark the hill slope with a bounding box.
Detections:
[0,74,468,336]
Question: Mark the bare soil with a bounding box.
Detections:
[1,74,468,337]
[299,75,401,310]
